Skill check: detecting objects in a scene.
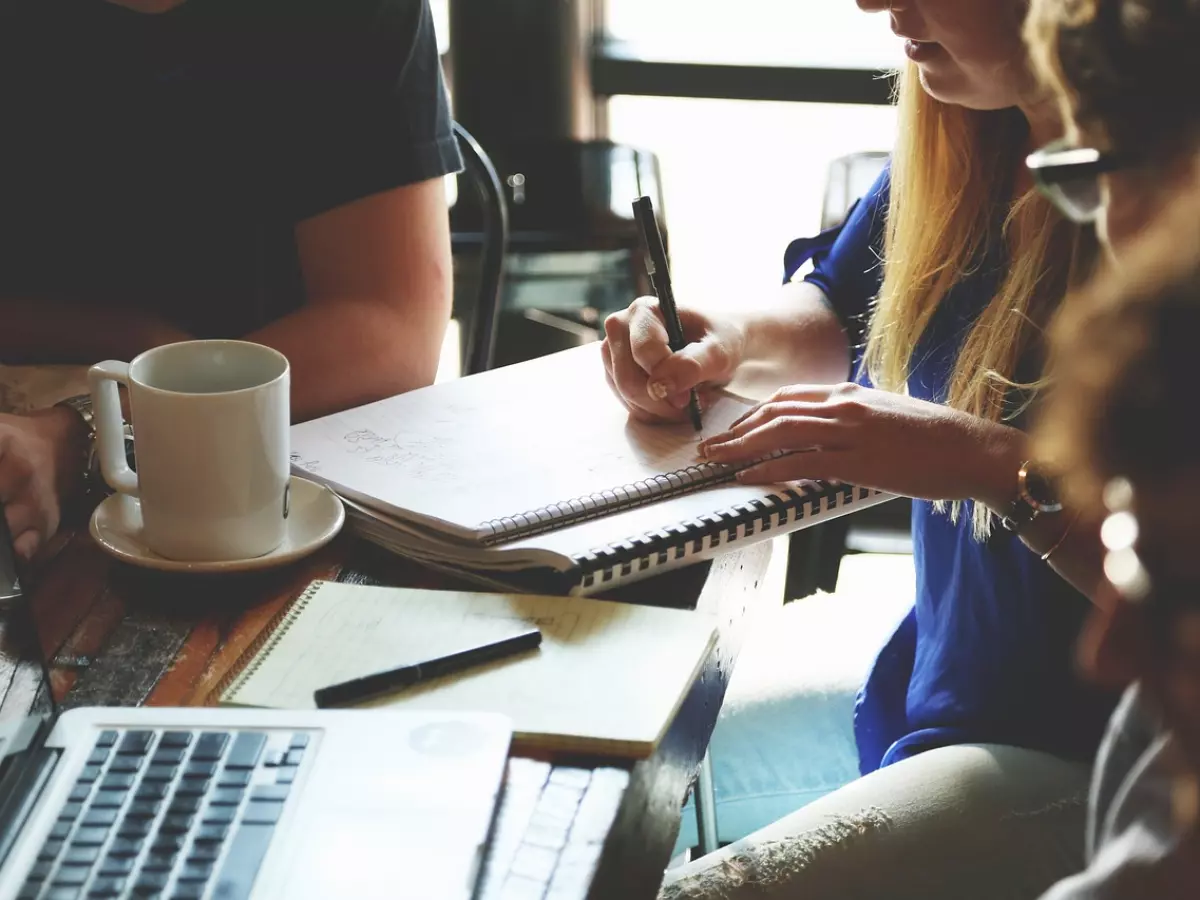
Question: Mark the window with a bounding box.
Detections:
[605,0,901,69]
[607,98,895,311]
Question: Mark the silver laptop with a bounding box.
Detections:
[0,706,511,900]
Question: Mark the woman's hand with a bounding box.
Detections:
[601,297,746,424]
[699,382,1023,507]
[0,409,87,561]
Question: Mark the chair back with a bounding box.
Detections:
[452,122,510,376]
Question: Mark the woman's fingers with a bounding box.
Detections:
[702,414,847,463]
[734,449,849,485]
[705,401,840,452]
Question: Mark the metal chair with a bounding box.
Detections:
[452,122,510,376]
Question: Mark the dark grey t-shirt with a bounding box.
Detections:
[0,0,461,339]
[1041,684,1197,899]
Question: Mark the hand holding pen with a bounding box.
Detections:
[631,197,704,432]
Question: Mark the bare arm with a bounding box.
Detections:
[0,297,189,364]
[249,177,452,422]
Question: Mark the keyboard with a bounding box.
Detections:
[20,727,310,900]
[480,759,629,900]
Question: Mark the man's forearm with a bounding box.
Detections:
[0,296,190,364]
[244,296,449,422]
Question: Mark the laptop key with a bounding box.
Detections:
[142,853,176,872]
[51,864,90,885]
[81,808,119,828]
[90,791,125,809]
[160,815,194,834]
[177,861,213,882]
[183,761,218,779]
[195,823,229,842]
[63,845,100,866]
[45,887,82,900]
[175,778,209,797]
[210,788,244,806]
[49,821,73,840]
[242,801,284,825]
[201,805,236,825]
[213,822,275,900]
[225,732,267,769]
[170,883,206,900]
[150,748,186,767]
[134,782,168,801]
[94,731,118,749]
[261,749,283,768]
[106,837,143,857]
[116,817,152,839]
[58,802,83,821]
[98,856,135,876]
[108,756,144,774]
[168,795,202,815]
[250,784,289,803]
[216,768,252,788]
[71,827,110,846]
[283,748,304,767]
[76,766,102,784]
[187,842,221,862]
[133,871,169,893]
[68,783,92,803]
[275,767,297,785]
[288,733,309,750]
[29,860,53,879]
[86,747,110,767]
[118,731,154,756]
[87,877,125,897]
[160,731,193,748]
[126,800,161,819]
[39,838,64,860]
[151,834,186,854]
[100,773,135,792]
[192,732,230,762]
[142,765,176,782]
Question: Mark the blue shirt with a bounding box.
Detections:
[785,166,1114,775]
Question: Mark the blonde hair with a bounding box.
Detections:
[865,64,1087,539]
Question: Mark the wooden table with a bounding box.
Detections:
[0,525,782,899]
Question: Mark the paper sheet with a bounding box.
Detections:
[222,582,717,758]
[290,345,754,539]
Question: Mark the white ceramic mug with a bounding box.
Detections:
[89,341,291,562]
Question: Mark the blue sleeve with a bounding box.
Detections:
[782,164,890,358]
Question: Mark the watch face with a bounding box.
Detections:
[1025,470,1061,510]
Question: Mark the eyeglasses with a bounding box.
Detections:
[1026,139,1136,224]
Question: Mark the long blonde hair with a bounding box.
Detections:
[865,64,1087,539]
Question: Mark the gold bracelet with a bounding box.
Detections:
[1041,512,1081,563]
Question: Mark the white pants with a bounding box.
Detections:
[660,744,1090,900]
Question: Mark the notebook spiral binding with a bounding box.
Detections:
[572,482,885,591]
[477,460,739,545]
[207,581,325,705]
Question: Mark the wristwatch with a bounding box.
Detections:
[1000,460,1063,533]
[56,394,135,497]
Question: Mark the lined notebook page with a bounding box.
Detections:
[289,345,754,542]
[220,582,718,758]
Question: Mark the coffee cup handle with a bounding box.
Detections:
[87,361,139,498]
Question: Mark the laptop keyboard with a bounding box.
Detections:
[20,727,312,900]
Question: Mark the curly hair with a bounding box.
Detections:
[1026,0,1200,159]
[1034,184,1200,513]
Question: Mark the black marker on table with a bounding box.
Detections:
[632,195,704,432]
[313,625,543,709]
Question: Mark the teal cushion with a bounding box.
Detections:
[675,554,915,855]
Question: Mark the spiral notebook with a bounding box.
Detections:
[290,345,891,594]
[213,581,718,759]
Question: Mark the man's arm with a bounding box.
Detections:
[0,297,189,364]
[246,176,453,423]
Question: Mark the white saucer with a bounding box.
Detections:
[90,476,345,574]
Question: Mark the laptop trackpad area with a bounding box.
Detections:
[270,716,508,900]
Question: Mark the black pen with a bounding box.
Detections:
[313,625,543,709]
[632,195,704,432]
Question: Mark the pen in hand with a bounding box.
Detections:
[632,196,704,432]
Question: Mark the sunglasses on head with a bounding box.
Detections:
[1026,139,1138,224]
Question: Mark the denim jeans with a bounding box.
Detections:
[660,744,1091,900]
